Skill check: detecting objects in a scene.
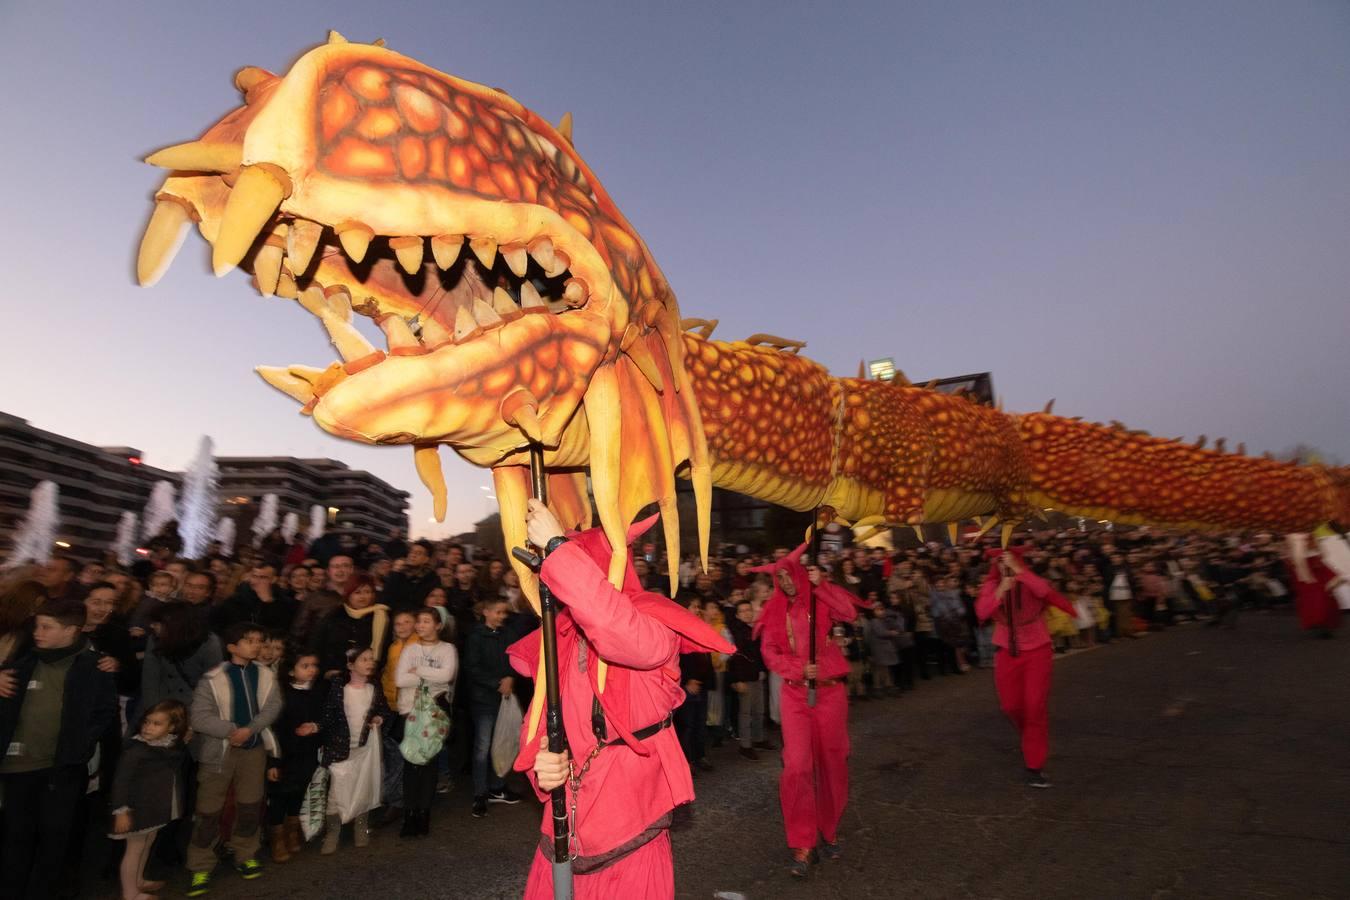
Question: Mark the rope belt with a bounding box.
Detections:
[784,677,843,688]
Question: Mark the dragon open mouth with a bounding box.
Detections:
[136,32,711,592]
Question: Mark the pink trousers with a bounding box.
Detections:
[779,681,850,850]
[994,643,1053,770]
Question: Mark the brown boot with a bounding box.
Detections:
[270,825,292,863]
[285,816,303,854]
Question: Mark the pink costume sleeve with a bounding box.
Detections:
[976,575,1002,623]
[815,582,861,624]
[1015,570,1078,617]
[760,617,803,680]
[539,542,674,670]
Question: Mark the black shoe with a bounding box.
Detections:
[823,839,842,860]
[739,747,759,761]
[1026,769,1051,789]
[399,811,417,838]
[788,848,815,877]
[472,797,488,818]
[487,788,522,805]
[417,809,432,836]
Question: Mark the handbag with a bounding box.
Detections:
[299,760,329,840]
[398,682,450,766]
[491,694,523,778]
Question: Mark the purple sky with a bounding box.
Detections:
[2,1,1347,537]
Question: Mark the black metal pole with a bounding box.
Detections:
[807,507,823,708]
[529,447,573,900]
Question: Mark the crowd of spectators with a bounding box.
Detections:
[0,518,1297,897]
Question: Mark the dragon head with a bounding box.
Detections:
[137,32,710,597]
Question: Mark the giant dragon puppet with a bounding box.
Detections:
[137,33,1350,607]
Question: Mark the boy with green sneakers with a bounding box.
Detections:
[186,623,281,896]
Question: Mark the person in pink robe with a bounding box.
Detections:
[511,500,733,900]
[753,544,864,877]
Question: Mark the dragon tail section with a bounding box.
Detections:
[1016,413,1344,532]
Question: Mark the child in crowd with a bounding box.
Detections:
[319,647,393,854]
[111,700,190,900]
[257,631,286,674]
[266,650,327,862]
[0,599,119,900]
[186,622,282,897]
[382,611,417,710]
[865,604,900,696]
[396,608,458,832]
[1069,579,1097,648]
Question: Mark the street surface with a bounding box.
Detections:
[142,611,1349,899]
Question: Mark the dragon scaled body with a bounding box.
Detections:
[137,35,1350,608]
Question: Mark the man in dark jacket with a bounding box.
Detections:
[0,599,118,898]
[213,565,299,636]
[462,598,522,817]
[726,599,771,759]
[676,638,716,773]
[381,541,439,614]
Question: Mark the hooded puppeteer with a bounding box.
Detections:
[751,543,865,855]
[508,516,733,899]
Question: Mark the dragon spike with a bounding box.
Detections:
[973,515,1000,540]
[557,112,574,143]
[376,313,420,351]
[500,389,543,443]
[471,297,503,328]
[1215,437,1227,453]
[327,29,347,43]
[1237,442,1246,456]
[136,199,193,286]
[469,236,497,269]
[390,236,424,274]
[234,66,274,97]
[454,305,478,341]
[493,464,538,608]
[431,234,463,269]
[491,287,517,317]
[947,522,960,545]
[659,494,681,596]
[287,220,323,274]
[372,38,387,47]
[144,141,243,173]
[1194,435,1207,449]
[519,280,546,310]
[912,525,924,541]
[336,221,374,264]
[858,360,867,379]
[299,286,375,361]
[413,444,448,522]
[255,366,315,404]
[996,395,1004,411]
[528,237,556,271]
[420,316,453,347]
[501,245,529,277]
[693,463,712,572]
[213,165,290,275]
[1043,399,1055,414]
[621,329,665,392]
[1001,523,1015,548]
[585,365,632,587]
[253,239,284,296]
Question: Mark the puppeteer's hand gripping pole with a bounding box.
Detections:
[509,443,574,900]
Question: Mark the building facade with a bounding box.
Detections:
[0,412,181,561]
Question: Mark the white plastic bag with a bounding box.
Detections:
[328,740,382,823]
[299,763,330,840]
[491,694,523,778]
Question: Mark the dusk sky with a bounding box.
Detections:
[2,1,1347,537]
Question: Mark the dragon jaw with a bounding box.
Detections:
[136,33,710,598]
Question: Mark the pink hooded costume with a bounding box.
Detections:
[753,544,864,853]
[509,517,733,899]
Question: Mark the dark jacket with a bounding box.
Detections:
[318,679,394,766]
[109,738,186,830]
[87,617,140,696]
[463,623,514,711]
[679,649,715,689]
[725,618,764,684]
[141,633,223,710]
[213,584,298,636]
[274,680,330,790]
[382,569,439,613]
[310,606,392,677]
[0,641,118,769]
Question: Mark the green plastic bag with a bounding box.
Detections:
[398,682,450,765]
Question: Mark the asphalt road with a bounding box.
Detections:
[137,610,1349,899]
